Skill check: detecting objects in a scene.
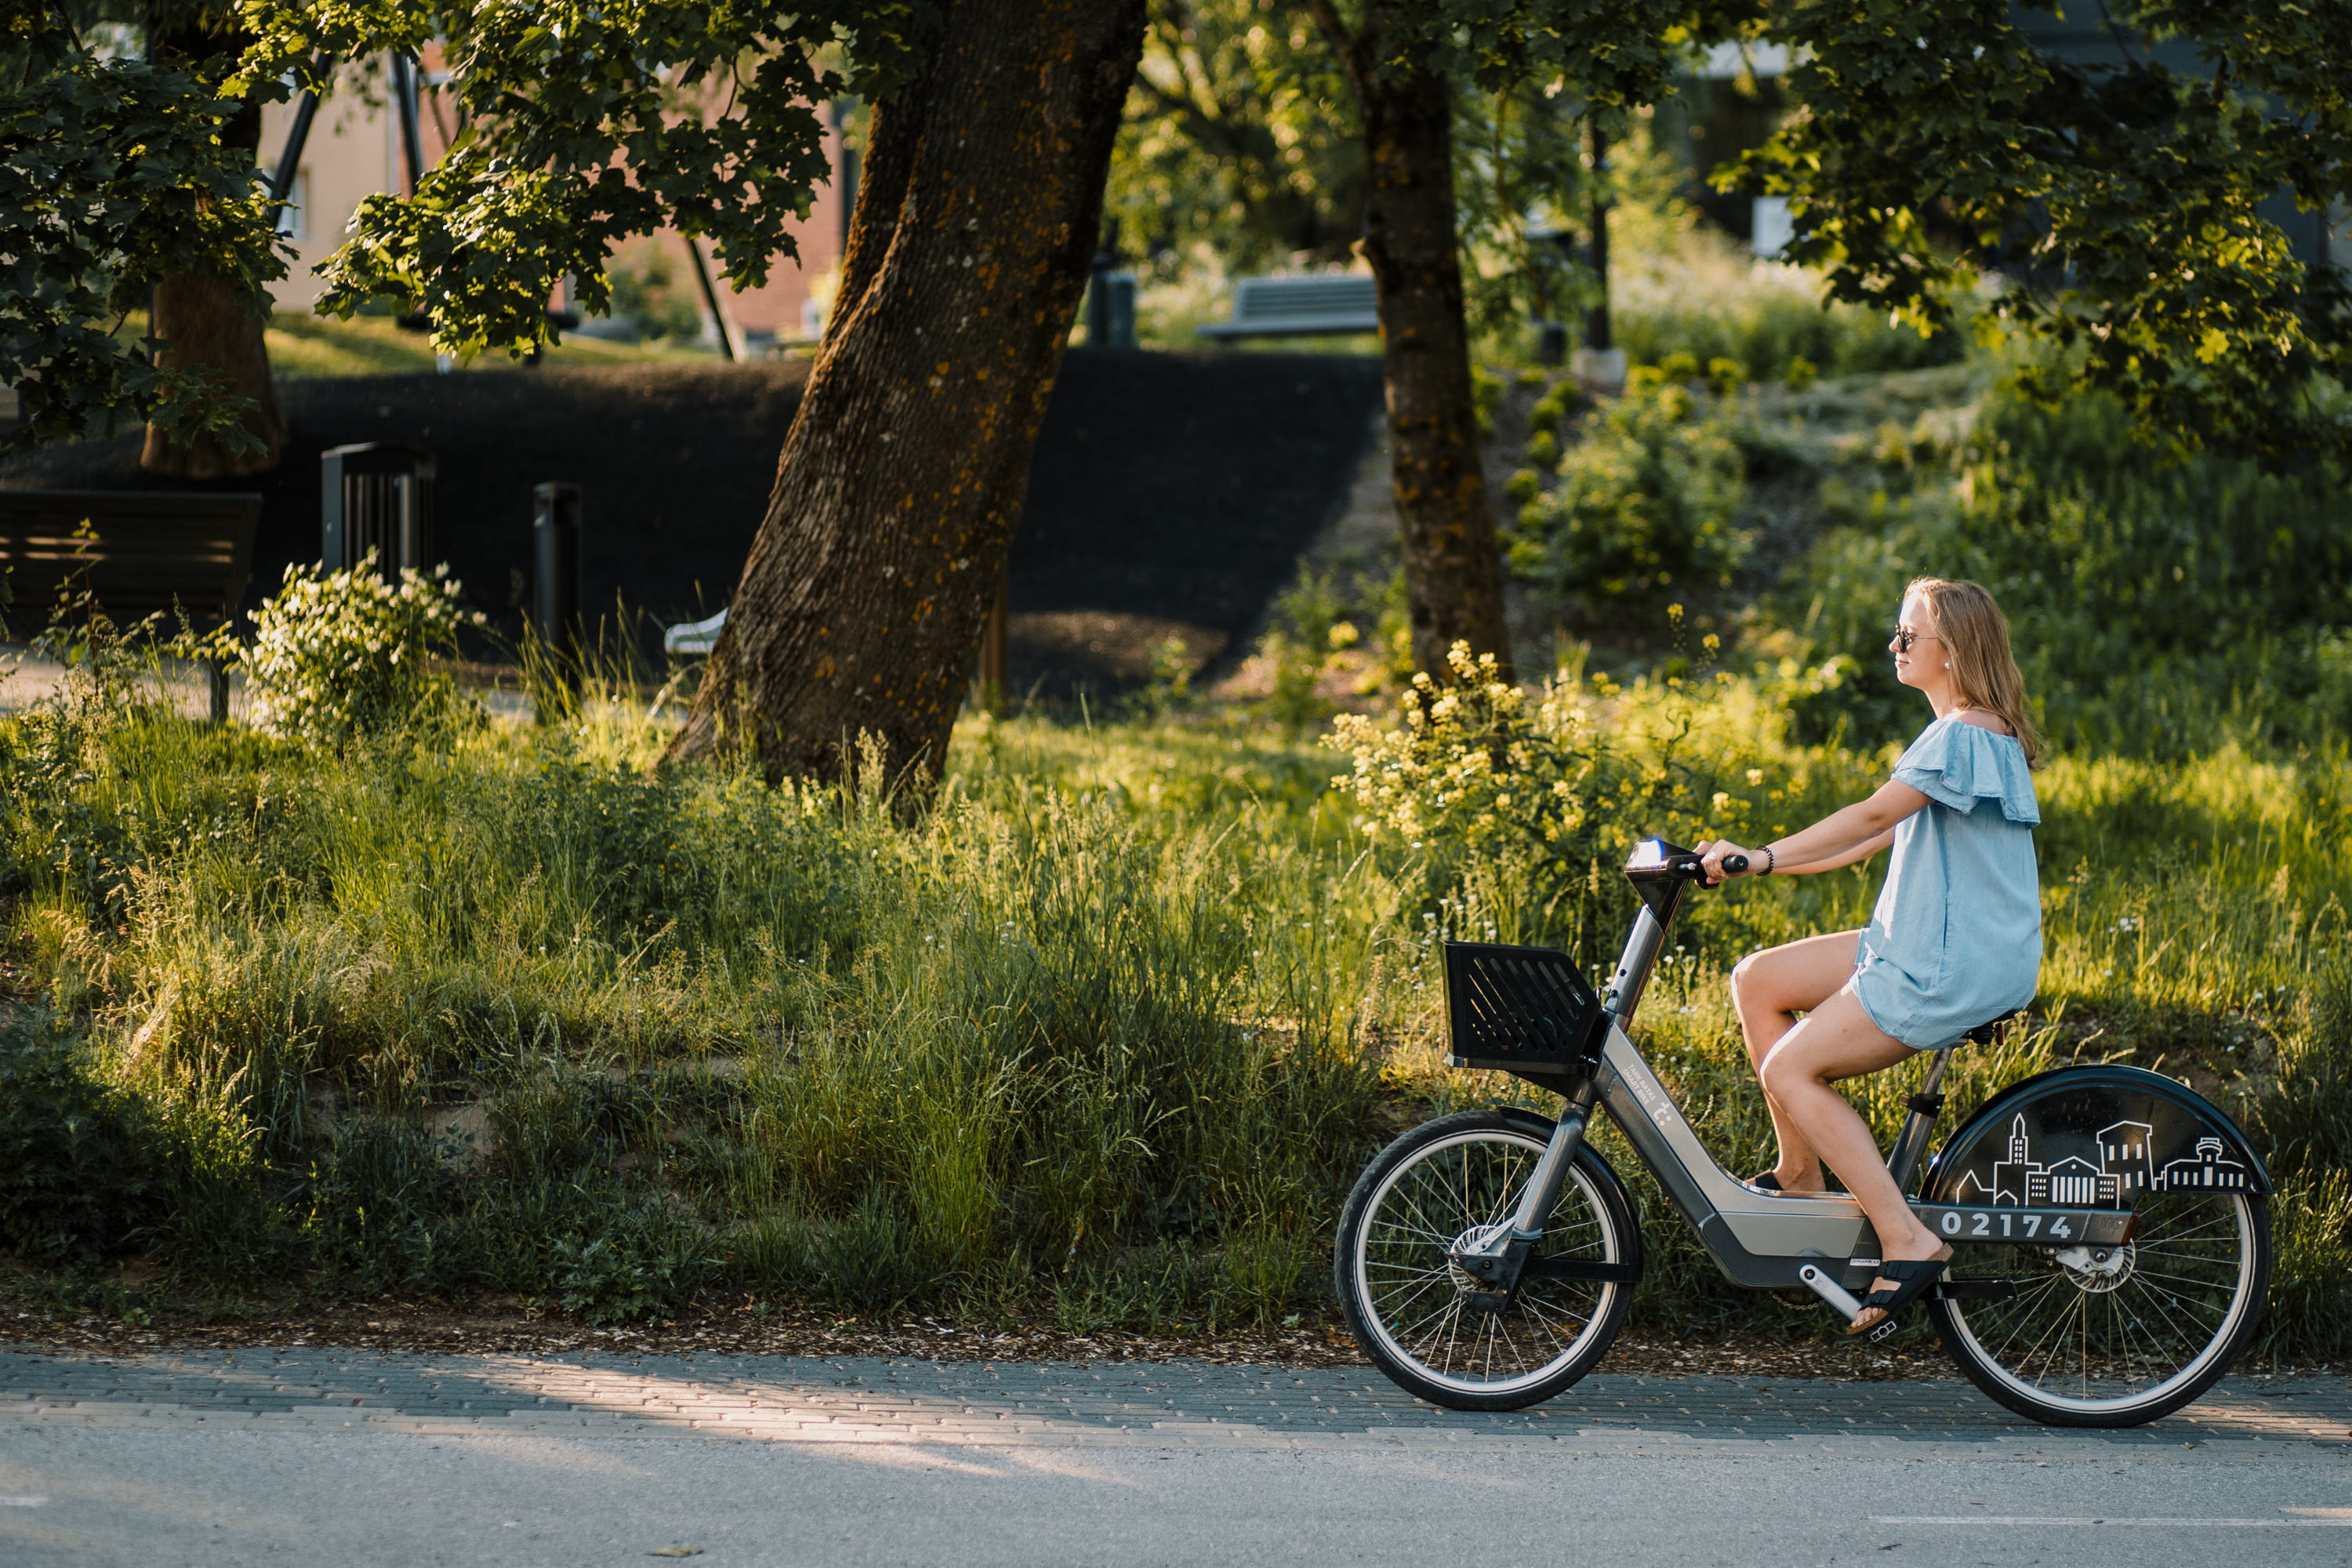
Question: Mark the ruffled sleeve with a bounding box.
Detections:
[1892,717,2040,825]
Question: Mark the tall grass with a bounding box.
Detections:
[0,679,1395,1327]
[1610,249,1968,383]
[0,644,2342,1356]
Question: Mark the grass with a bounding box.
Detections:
[267,312,743,378]
[0,645,2343,1361]
[106,310,742,383]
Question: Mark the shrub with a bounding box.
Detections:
[0,1018,168,1263]
[1614,270,1965,382]
[605,246,706,342]
[1772,387,2352,756]
[1508,368,1752,608]
[1325,637,1777,965]
[231,561,488,747]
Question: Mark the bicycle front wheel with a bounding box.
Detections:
[1929,1189,2269,1427]
[1334,1110,1635,1411]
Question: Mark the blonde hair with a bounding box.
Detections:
[1907,577,2043,767]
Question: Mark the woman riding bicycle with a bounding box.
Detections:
[1699,576,2041,1335]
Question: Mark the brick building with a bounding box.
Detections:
[256,53,852,345]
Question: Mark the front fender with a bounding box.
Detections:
[1494,1104,1646,1280]
[1926,1062,2272,1207]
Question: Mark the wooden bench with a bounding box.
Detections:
[0,489,263,722]
[1195,274,1381,340]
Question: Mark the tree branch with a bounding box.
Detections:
[1300,0,1370,106]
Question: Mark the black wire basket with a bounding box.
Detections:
[1439,942,1609,1075]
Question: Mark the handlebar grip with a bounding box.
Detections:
[1722,855,1749,876]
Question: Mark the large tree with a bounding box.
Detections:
[1300,0,1705,680]
[240,0,1145,789]
[2,4,285,461]
[142,3,286,477]
[659,1,1150,781]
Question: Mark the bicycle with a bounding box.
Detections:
[1333,837,2272,1428]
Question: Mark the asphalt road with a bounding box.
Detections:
[3,1347,2346,1566]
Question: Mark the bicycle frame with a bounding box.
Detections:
[1460,844,2127,1308]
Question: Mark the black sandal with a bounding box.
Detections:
[1846,1249,1953,1337]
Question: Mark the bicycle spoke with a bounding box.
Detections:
[1946,1194,2255,1414]
[1350,1126,1624,1393]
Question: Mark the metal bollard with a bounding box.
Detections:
[533,483,583,674]
[1087,267,1137,350]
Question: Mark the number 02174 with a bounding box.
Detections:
[1911,1203,2132,1246]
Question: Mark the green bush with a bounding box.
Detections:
[604,247,706,342]
[1508,368,1752,608]
[1325,637,1788,967]
[0,1018,167,1263]
[4,610,2345,1348]
[1772,388,2352,756]
[230,561,488,747]
[1616,285,1963,383]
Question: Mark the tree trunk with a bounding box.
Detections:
[140,274,288,477]
[141,16,286,479]
[662,0,1148,789]
[1310,3,1512,682]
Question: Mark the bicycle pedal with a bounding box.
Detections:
[1865,1315,1904,1344]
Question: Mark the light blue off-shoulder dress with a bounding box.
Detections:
[1848,716,2042,1050]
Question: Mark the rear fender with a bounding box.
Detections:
[1926,1063,2271,1209]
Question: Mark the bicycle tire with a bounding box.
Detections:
[1334,1110,1635,1411]
[1928,1190,2270,1427]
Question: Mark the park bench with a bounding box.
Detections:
[1195,274,1380,340]
[0,488,262,722]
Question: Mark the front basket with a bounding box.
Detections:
[1440,942,1607,1075]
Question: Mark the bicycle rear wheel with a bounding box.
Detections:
[1928,1189,2269,1427]
[1334,1110,1635,1411]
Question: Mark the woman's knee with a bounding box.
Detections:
[1756,1043,1812,1102]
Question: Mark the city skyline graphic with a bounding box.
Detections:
[1951,1112,2253,1207]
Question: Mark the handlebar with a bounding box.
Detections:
[1625,838,1748,888]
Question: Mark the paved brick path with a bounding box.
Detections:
[4,1348,2345,1460]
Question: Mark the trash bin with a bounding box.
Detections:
[321,442,435,582]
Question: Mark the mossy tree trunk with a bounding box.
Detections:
[1309,0,1512,681]
[662,0,1148,790]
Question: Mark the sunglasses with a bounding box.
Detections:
[1888,628,1942,653]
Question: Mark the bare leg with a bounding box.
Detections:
[1757,987,1951,1330]
[1728,931,1863,1192]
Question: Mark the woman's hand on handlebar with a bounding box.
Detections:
[1696,839,1757,885]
